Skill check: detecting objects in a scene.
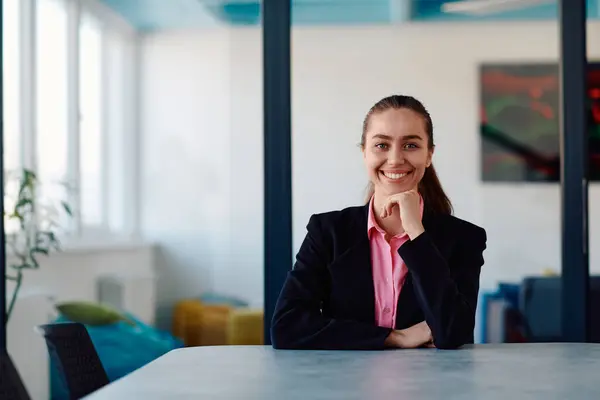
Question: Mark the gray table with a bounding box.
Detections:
[84,343,600,399]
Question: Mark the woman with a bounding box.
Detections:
[270,95,487,350]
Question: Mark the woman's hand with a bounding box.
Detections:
[384,321,433,349]
[380,190,424,239]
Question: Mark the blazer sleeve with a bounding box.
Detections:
[398,225,487,350]
[270,215,393,350]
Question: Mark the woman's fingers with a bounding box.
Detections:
[381,197,397,219]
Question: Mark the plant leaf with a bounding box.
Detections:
[15,198,33,211]
[28,253,41,269]
[13,263,34,270]
[61,201,73,216]
[23,168,37,180]
[30,247,49,256]
[37,231,61,250]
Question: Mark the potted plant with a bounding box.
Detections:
[3,168,73,322]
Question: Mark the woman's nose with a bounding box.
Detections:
[387,148,405,165]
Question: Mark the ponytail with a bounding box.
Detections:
[418,164,452,215]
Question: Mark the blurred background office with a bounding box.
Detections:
[3,0,599,398]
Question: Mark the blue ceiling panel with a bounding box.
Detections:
[208,1,393,26]
[206,3,261,25]
[100,0,218,30]
[99,0,600,30]
[415,0,599,21]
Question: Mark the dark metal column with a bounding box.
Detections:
[262,0,292,345]
[559,0,589,342]
[0,0,7,354]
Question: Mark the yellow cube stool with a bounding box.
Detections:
[172,299,205,346]
[228,308,264,345]
[172,299,264,346]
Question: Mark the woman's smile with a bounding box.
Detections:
[380,169,413,182]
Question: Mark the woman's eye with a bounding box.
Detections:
[404,143,418,149]
[375,143,388,149]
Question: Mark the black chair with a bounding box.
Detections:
[36,322,109,400]
[0,351,31,400]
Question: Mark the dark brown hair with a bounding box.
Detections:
[360,95,453,216]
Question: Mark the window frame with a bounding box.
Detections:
[6,0,140,243]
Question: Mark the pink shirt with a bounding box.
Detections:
[367,195,424,329]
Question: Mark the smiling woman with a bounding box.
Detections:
[360,95,452,216]
[270,94,487,351]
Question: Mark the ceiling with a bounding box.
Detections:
[99,0,600,31]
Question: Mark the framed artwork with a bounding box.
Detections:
[480,63,600,182]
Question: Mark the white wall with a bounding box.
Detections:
[6,243,156,399]
[139,29,237,329]
[140,28,266,331]
[139,21,600,330]
[226,35,264,305]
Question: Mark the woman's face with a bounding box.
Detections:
[362,108,433,198]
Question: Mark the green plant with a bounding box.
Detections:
[4,168,73,322]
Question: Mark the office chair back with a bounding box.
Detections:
[520,276,600,342]
[37,322,109,399]
[0,351,31,400]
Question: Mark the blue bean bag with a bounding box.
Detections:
[50,312,183,400]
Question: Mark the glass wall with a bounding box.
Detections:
[290,0,566,343]
[99,0,592,346]
[100,0,266,331]
[588,0,600,342]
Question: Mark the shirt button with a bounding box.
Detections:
[383,307,391,314]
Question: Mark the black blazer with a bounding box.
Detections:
[270,204,487,350]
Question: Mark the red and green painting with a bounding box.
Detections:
[480,63,600,182]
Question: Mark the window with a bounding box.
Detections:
[3,0,22,234]
[36,0,69,204]
[104,31,129,234]
[3,0,20,172]
[3,0,138,241]
[79,15,103,226]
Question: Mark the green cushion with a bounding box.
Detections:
[55,301,135,326]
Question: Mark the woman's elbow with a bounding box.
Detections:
[434,340,463,350]
[270,325,300,350]
[433,334,472,350]
[270,325,289,349]
[270,315,300,350]
[271,338,295,350]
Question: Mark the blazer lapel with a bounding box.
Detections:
[327,204,376,324]
[394,212,433,329]
[394,213,451,329]
[394,272,422,329]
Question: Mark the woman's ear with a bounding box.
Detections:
[426,146,434,168]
